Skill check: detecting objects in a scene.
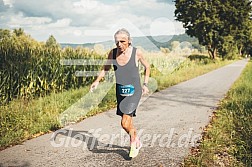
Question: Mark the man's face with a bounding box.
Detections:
[114,33,129,53]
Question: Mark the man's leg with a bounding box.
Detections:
[121,114,136,142]
[121,114,142,158]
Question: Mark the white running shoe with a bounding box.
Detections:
[129,138,142,158]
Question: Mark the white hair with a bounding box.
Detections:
[114,28,132,45]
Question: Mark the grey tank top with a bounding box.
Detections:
[112,47,141,88]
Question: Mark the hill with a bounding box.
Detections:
[60,33,200,51]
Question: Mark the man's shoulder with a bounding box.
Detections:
[135,47,143,56]
[108,48,117,59]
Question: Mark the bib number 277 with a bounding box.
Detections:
[122,88,130,94]
[119,84,135,96]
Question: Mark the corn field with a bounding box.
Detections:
[0,29,105,105]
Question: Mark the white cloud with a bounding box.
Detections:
[8,12,52,28]
[3,0,15,7]
[0,0,185,43]
[73,0,99,11]
[150,17,175,36]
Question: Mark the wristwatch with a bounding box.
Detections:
[143,83,148,87]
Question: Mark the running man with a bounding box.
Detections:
[90,28,150,158]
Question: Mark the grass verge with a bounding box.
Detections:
[0,56,234,150]
[183,60,252,167]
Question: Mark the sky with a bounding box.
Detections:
[0,0,185,44]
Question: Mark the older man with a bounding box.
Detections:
[90,28,150,158]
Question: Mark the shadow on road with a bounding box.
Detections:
[0,162,30,167]
[51,129,131,161]
[149,86,219,108]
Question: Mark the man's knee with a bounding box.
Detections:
[121,115,132,130]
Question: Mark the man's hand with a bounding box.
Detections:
[142,85,149,95]
[90,81,99,92]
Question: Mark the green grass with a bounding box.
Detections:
[0,55,234,150]
[0,87,87,148]
[155,57,233,90]
[183,60,252,167]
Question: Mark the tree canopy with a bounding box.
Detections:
[174,0,252,59]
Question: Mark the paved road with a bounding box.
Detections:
[0,59,248,167]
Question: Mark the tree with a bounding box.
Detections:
[45,35,60,48]
[216,1,252,58]
[174,0,252,59]
[233,5,252,56]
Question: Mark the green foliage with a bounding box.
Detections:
[218,35,239,60]
[45,35,60,48]
[224,63,252,165]
[13,28,25,37]
[148,55,231,91]
[0,87,89,149]
[0,29,11,39]
[188,54,209,61]
[0,29,104,105]
[174,0,252,59]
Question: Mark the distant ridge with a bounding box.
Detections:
[60,33,200,51]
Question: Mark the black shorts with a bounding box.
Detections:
[116,84,142,117]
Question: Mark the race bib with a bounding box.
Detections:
[119,84,135,96]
